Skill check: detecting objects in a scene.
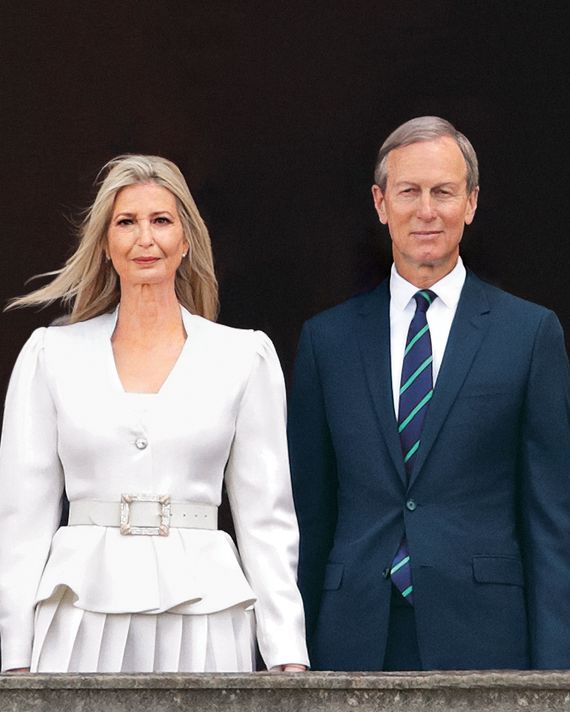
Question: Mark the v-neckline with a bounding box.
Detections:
[105,305,194,396]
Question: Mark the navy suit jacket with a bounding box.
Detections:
[288,271,570,670]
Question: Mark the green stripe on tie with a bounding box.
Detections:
[402,585,413,598]
[390,555,410,575]
[398,391,433,433]
[400,355,433,395]
[404,440,420,463]
[419,290,433,305]
[404,324,429,355]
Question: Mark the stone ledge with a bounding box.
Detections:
[1,671,570,712]
[3,670,570,689]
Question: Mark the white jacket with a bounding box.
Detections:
[0,307,309,671]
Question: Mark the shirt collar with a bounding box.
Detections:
[390,256,466,311]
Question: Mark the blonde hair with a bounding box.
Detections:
[7,155,219,322]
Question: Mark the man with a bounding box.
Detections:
[288,116,570,671]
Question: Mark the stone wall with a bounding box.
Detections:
[1,671,570,712]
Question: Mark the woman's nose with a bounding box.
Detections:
[136,221,154,246]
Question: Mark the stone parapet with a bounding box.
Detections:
[1,670,570,711]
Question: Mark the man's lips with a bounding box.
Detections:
[410,230,442,238]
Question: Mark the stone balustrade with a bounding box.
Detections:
[2,670,570,711]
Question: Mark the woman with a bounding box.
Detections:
[0,155,309,673]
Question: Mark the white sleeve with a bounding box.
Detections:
[0,328,64,671]
[224,332,309,669]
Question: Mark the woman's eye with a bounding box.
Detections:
[117,218,133,226]
[154,216,172,225]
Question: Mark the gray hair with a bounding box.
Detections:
[373,116,479,193]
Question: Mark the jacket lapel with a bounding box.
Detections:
[408,272,492,487]
[356,280,407,485]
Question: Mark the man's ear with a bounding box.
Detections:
[371,184,388,225]
[465,187,479,225]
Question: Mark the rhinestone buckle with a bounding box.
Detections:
[120,493,171,536]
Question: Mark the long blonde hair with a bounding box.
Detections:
[7,155,219,322]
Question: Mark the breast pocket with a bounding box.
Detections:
[472,555,524,587]
[448,392,517,432]
[322,562,344,591]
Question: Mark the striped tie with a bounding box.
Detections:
[390,289,436,605]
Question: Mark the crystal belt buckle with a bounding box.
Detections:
[120,493,171,536]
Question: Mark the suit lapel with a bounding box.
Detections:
[409,272,492,487]
[356,280,407,485]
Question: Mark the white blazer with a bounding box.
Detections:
[0,307,309,671]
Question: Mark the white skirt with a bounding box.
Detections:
[31,586,256,673]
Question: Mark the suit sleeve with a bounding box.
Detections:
[0,329,64,671]
[287,321,338,641]
[519,310,570,668]
[224,332,309,670]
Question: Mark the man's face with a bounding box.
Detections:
[372,137,478,279]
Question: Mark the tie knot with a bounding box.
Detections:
[414,290,436,313]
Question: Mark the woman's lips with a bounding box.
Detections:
[133,257,160,264]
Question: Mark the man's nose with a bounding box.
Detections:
[416,191,436,220]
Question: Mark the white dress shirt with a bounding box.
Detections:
[390,257,467,417]
[0,306,309,671]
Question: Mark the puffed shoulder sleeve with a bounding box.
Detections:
[224,332,309,670]
[0,328,64,671]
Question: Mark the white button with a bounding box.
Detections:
[135,438,148,450]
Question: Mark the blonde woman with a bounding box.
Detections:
[0,155,308,673]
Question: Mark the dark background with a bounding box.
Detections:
[0,0,568,672]
[1,0,569,390]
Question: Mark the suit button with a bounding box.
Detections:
[406,499,417,511]
[382,567,391,579]
[135,438,148,450]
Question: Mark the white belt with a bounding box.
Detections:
[68,495,218,536]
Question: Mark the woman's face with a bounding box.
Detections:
[106,182,189,290]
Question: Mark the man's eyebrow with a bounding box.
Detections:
[392,180,463,189]
[432,181,462,188]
